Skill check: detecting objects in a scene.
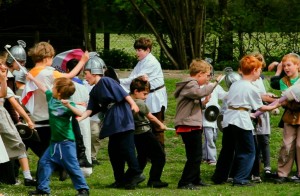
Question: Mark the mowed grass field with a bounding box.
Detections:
[2,70,300,196]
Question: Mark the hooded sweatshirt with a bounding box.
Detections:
[174,77,216,127]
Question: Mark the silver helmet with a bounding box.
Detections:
[7,40,27,64]
[224,67,241,88]
[84,52,106,75]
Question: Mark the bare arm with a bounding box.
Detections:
[0,71,7,98]
[146,112,166,130]
[77,109,92,122]
[258,99,281,112]
[61,100,83,116]
[8,96,35,129]
[61,51,89,79]
[125,95,139,113]
[26,73,47,93]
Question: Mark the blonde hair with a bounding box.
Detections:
[249,52,266,68]
[189,59,211,76]
[53,77,75,99]
[239,55,262,75]
[281,53,300,65]
[28,42,55,63]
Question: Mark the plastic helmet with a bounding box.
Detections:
[224,67,242,88]
[84,52,106,75]
[7,40,27,64]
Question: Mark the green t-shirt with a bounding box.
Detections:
[133,99,151,135]
[45,90,75,142]
[280,76,299,91]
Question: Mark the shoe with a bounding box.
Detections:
[59,169,69,181]
[251,176,262,183]
[76,189,89,196]
[227,178,233,183]
[274,177,288,184]
[92,159,100,166]
[147,180,169,188]
[28,189,49,196]
[79,158,92,168]
[211,176,226,185]
[207,161,216,166]
[193,181,210,186]
[24,178,37,186]
[14,178,21,186]
[106,181,125,188]
[233,182,255,187]
[178,183,199,190]
[290,175,300,183]
[124,174,146,190]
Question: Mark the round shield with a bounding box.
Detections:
[15,124,40,141]
[204,105,220,122]
[217,114,224,132]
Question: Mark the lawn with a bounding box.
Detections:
[1,71,300,196]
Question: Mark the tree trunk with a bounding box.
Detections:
[82,0,91,51]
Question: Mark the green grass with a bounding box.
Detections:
[1,74,299,196]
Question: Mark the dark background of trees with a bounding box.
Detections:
[1,0,300,70]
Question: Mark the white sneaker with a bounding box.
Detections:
[14,178,21,185]
[251,176,262,183]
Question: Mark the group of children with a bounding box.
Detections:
[1,36,300,196]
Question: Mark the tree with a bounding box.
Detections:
[127,0,207,69]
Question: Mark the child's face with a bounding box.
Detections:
[282,60,299,78]
[0,61,7,73]
[133,90,149,100]
[52,84,59,99]
[197,72,210,85]
[135,48,150,61]
[84,70,97,85]
[11,61,23,71]
[253,67,262,81]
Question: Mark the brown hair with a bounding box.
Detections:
[281,53,300,65]
[53,77,75,99]
[249,52,266,68]
[129,76,151,94]
[134,37,152,51]
[189,59,211,76]
[239,55,262,75]
[28,42,55,63]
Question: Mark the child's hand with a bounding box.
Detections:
[131,102,140,113]
[27,121,35,130]
[61,99,70,107]
[160,124,167,131]
[215,74,224,83]
[141,74,149,81]
[26,73,34,81]
[0,70,7,81]
[80,51,90,63]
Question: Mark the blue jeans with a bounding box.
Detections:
[231,125,255,184]
[37,140,89,193]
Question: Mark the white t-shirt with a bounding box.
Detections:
[222,79,263,130]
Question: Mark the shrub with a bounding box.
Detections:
[99,49,137,69]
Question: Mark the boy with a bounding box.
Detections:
[275,53,300,183]
[77,55,145,190]
[130,77,168,188]
[222,55,280,186]
[120,37,167,148]
[174,59,223,190]
[27,74,89,196]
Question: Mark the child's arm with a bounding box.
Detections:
[62,51,89,79]
[7,96,35,129]
[146,112,167,130]
[258,99,281,112]
[26,73,47,93]
[77,109,92,122]
[61,100,83,116]
[0,71,7,98]
[125,95,139,113]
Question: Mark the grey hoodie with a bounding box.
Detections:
[174,77,216,127]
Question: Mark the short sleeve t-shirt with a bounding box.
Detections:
[133,99,151,135]
[45,90,75,142]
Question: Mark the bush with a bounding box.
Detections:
[99,49,138,69]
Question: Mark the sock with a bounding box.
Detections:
[23,170,32,180]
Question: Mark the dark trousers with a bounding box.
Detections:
[212,126,235,183]
[256,134,271,169]
[251,135,260,177]
[151,106,165,149]
[134,131,166,182]
[108,130,141,183]
[232,125,255,184]
[0,160,16,184]
[178,130,202,187]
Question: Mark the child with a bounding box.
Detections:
[174,59,223,190]
[26,74,89,196]
[222,55,280,186]
[120,37,167,149]
[77,55,145,190]
[201,65,227,166]
[275,53,300,183]
[129,77,168,188]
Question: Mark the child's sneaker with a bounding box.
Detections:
[251,175,262,183]
[207,161,216,166]
[290,175,300,183]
